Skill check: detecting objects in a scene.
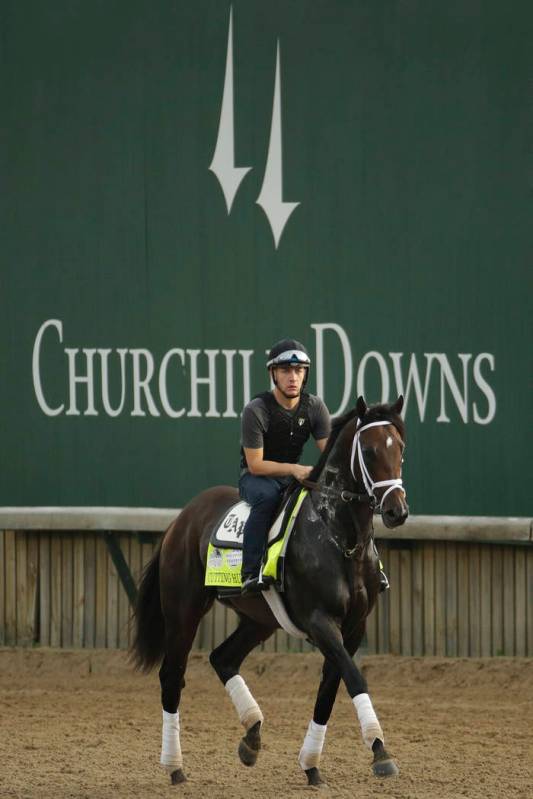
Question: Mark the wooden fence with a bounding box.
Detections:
[1,522,531,656]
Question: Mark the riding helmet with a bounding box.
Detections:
[266,339,311,368]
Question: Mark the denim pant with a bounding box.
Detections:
[239,473,289,577]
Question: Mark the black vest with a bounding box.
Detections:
[240,392,312,470]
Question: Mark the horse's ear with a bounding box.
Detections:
[392,395,404,414]
[355,396,367,418]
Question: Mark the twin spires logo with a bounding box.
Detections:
[209,6,300,249]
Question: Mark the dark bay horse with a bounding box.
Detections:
[132,396,408,787]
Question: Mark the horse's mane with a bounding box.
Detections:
[308,401,405,482]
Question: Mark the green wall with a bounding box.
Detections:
[1,1,531,515]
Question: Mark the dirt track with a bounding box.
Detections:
[0,648,531,799]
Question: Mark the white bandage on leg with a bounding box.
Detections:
[160,709,183,770]
[225,675,264,730]
[298,719,327,770]
[353,693,384,749]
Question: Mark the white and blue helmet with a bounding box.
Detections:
[266,338,311,368]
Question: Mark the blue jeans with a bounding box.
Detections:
[239,473,289,577]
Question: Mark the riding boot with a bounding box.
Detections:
[241,575,264,595]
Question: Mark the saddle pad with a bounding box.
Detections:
[204,489,307,588]
[210,498,287,550]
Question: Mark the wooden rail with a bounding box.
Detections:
[0,508,531,542]
[0,509,531,657]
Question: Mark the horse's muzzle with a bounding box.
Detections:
[381,499,409,529]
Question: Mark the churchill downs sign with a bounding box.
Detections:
[32,319,496,425]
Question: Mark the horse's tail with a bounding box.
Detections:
[130,543,165,672]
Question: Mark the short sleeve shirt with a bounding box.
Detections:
[241,393,331,451]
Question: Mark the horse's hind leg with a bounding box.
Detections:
[209,616,275,767]
[159,602,211,784]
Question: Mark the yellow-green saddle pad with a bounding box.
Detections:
[205,488,308,589]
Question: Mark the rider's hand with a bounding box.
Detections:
[292,464,313,482]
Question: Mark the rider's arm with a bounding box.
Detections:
[243,447,312,482]
[310,397,331,455]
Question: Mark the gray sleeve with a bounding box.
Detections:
[240,400,268,449]
[309,396,331,441]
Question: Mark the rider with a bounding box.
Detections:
[239,338,331,595]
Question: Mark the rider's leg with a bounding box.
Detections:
[239,474,283,586]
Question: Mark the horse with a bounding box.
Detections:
[131,395,408,787]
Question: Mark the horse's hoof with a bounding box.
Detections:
[170,768,187,785]
[372,756,399,778]
[238,720,261,767]
[305,767,328,788]
[238,738,258,766]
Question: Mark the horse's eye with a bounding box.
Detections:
[362,447,376,460]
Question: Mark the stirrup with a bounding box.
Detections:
[241,576,264,595]
[379,570,390,592]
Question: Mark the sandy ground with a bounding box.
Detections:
[0,648,531,799]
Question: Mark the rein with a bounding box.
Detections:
[300,479,375,506]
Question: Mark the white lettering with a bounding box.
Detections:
[311,322,353,417]
[131,349,160,417]
[32,319,64,416]
[241,350,253,407]
[159,348,186,418]
[389,353,436,422]
[356,351,390,404]
[435,353,472,423]
[187,349,220,418]
[31,320,498,426]
[99,348,128,417]
[222,350,237,418]
[65,348,97,416]
[472,353,496,424]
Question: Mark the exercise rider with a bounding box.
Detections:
[239,339,331,595]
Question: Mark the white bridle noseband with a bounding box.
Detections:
[350,420,405,511]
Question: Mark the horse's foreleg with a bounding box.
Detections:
[307,610,398,778]
[299,627,364,787]
[209,616,275,766]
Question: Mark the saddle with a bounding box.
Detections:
[205,487,307,597]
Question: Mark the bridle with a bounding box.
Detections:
[302,418,405,511]
[300,416,406,560]
[350,420,405,511]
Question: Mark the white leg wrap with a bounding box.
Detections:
[225,675,264,731]
[353,693,384,750]
[298,720,327,770]
[160,709,183,770]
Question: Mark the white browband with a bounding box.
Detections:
[350,420,405,510]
